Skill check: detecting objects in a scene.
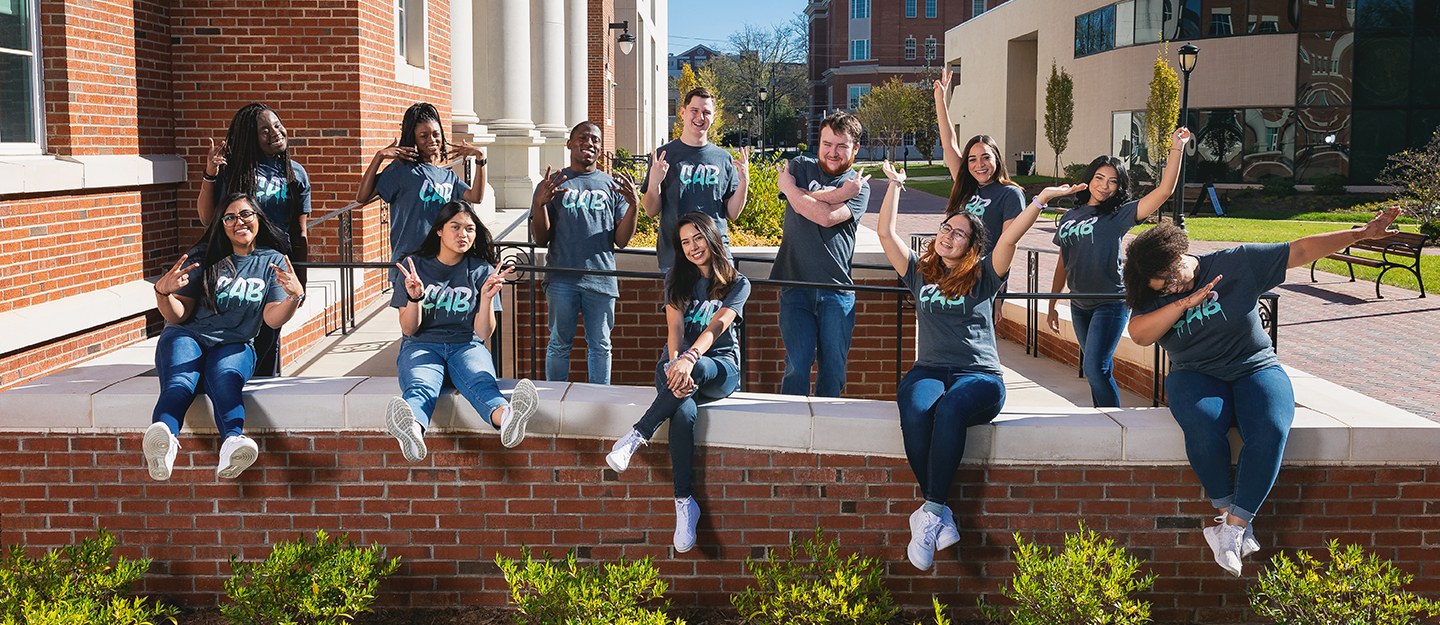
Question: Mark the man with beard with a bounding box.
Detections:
[531,121,641,384]
[772,111,871,397]
[642,87,750,271]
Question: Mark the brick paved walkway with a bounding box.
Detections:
[860,181,1440,422]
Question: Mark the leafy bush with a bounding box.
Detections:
[982,524,1155,625]
[797,143,808,154]
[1063,163,1088,184]
[496,548,681,625]
[1249,540,1440,625]
[222,530,399,625]
[731,528,897,625]
[626,148,785,248]
[1260,175,1296,199]
[1311,174,1347,195]
[1377,128,1440,228]
[0,529,178,625]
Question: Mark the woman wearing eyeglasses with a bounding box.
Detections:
[1122,207,1401,577]
[143,193,306,481]
[877,161,1080,571]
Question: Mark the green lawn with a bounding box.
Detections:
[907,178,954,198]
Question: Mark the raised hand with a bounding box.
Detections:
[206,139,228,177]
[647,149,670,191]
[377,140,419,163]
[933,66,952,102]
[1171,127,1193,151]
[448,139,485,160]
[1355,206,1402,241]
[1176,275,1222,308]
[880,160,906,184]
[396,257,426,301]
[270,257,305,300]
[482,266,515,300]
[733,146,751,181]
[156,254,201,296]
[611,170,639,208]
[534,166,568,206]
[1036,183,1087,206]
[775,159,796,189]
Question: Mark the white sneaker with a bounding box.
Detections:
[1219,511,1261,558]
[606,429,648,473]
[386,397,428,462]
[500,379,538,448]
[936,505,960,551]
[216,435,259,479]
[1203,519,1245,577]
[674,496,700,553]
[143,422,179,482]
[907,507,945,571]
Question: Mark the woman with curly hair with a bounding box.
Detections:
[1045,127,1192,407]
[877,160,1079,571]
[1123,207,1401,576]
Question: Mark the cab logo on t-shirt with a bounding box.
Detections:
[418,179,455,204]
[806,180,837,193]
[684,298,722,330]
[255,174,288,202]
[965,195,990,216]
[215,276,267,305]
[1057,217,1098,245]
[561,188,610,212]
[678,164,722,188]
[422,284,475,315]
[1170,291,1226,336]
[918,284,966,312]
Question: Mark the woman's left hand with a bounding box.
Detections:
[271,257,305,301]
[1170,127,1193,151]
[1355,207,1402,240]
[1036,183,1086,205]
[880,160,906,184]
[449,140,485,161]
[666,357,696,398]
[483,266,515,299]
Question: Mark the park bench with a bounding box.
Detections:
[1309,228,1428,299]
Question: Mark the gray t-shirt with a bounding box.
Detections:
[377,161,470,262]
[537,168,630,297]
[642,139,739,269]
[389,254,501,344]
[678,274,751,369]
[771,156,871,287]
[170,246,288,347]
[1137,243,1289,381]
[214,157,311,247]
[900,251,1006,376]
[960,182,1025,255]
[1053,200,1140,310]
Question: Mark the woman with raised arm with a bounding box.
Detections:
[1122,207,1402,577]
[1045,127,1193,407]
[385,201,538,463]
[198,103,311,377]
[143,193,306,482]
[603,212,751,556]
[877,160,1080,571]
[933,68,1026,256]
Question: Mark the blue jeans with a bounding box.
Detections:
[544,281,616,385]
[779,287,856,397]
[1165,365,1294,522]
[633,355,740,498]
[897,366,1005,505]
[152,326,256,439]
[1071,301,1130,407]
[397,338,509,429]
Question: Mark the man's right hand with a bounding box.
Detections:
[646,149,669,193]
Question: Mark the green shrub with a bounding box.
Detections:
[1311,173,1347,195]
[729,148,785,243]
[982,524,1155,625]
[1063,163,1088,184]
[797,143,808,154]
[731,528,897,625]
[0,529,178,625]
[222,530,399,625]
[1260,175,1296,198]
[1249,540,1440,625]
[495,548,682,625]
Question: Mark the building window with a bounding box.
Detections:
[396,0,426,67]
[1257,14,1280,32]
[906,0,917,18]
[849,39,870,61]
[905,36,917,60]
[848,84,870,109]
[925,36,937,60]
[1208,8,1232,36]
[972,0,985,17]
[1074,5,1116,58]
[0,0,42,153]
[851,0,869,19]
[927,0,938,18]
[1265,127,1279,152]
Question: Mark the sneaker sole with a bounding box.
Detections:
[606,449,629,473]
[386,397,427,462]
[143,423,174,481]
[217,442,258,480]
[501,379,538,448]
[907,541,934,571]
[1204,526,1243,577]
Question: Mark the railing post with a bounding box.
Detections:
[1027,249,1039,357]
[341,211,354,335]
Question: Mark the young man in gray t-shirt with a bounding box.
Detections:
[772,112,871,397]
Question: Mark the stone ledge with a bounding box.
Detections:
[0,154,186,196]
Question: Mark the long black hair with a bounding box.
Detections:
[409,201,497,264]
[400,102,447,164]
[197,193,288,311]
[665,212,739,311]
[219,103,296,200]
[1074,155,1132,215]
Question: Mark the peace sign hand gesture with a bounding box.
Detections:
[448,139,485,160]
[156,254,201,297]
[206,139,228,177]
[269,257,305,300]
[534,166,568,207]
[377,140,419,163]
[647,149,670,192]
[483,266,515,300]
[934,66,952,102]
[396,257,426,302]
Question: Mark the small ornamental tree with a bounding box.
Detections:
[1145,43,1181,172]
[1044,59,1075,179]
[1250,540,1440,625]
[855,77,923,162]
[1377,128,1440,237]
[983,524,1156,625]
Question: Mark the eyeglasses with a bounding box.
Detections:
[1161,267,1182,293]
[937,223,970,240]
[222,210,258,226]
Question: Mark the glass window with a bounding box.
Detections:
[906,0,917,18]
[1354,33,1410,106]
[1116,1,1136,47]
[971,0,983,17]
[1413,34,1440,107]
[1177,0,1203,37]
[905,36,917,59]
[1351,107,1406,182]
[1356,0,1413,29]
[397,0,426,68]
[1133,0,1164,43]
[851,0,870,20]
[1241,108,1297,181]
[1296,0,1352,30]
[0,0,40,151]
[925,36,937,59]
[1209,8,1234,35]
[1074,6,1116,58]
[849,39,870,61]
[927,0,937,18]
[848,84,871,109]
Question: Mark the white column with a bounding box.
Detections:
[450,0,495,221]
[532,0,568,168]
[480,0,542,211]
[564,0,588,129]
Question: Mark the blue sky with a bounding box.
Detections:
[667,0,806,55]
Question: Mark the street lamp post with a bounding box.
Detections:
[737,112,745,147]
[758,87,768,155]
[743,99,754,147]
[1173,43,1199,229]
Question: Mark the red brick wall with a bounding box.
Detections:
[40,0,144,156]
[588,0,618,154]
[0,315,153,387]
[2,431,1436,623]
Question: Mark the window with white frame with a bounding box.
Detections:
[848,84,870,109]
[925,36,937,60]
[905,36,917,59]
[851,0,869,19]
[0,0,43,154]
[394,0,429,86]
[1208,7,1232,36]
[906,0,917,17]
[849,39,870,61]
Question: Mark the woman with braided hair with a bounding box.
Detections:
[198,103,312,376]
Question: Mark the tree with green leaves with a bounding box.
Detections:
[1144,42,1181,176]
[1378,128,1440,236]
[1044,60,1074,178]
[855,77,923,161]
[671,63,729,141]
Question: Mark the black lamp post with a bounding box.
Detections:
[736,111,745,147]
[608,21,635,55]
[758,87,769,154]
[743,98,754,147]
[1173,43,1199,229]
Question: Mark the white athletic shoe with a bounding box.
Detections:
[143,422,179,482]
[216,435,259,479]
[386,397,428,462]
[606,429,648,473]
[1203,519,1246,577]
[674,496,701,553]
[500,379,539,448]
[936,505,960,551]
[907,507,945,571]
